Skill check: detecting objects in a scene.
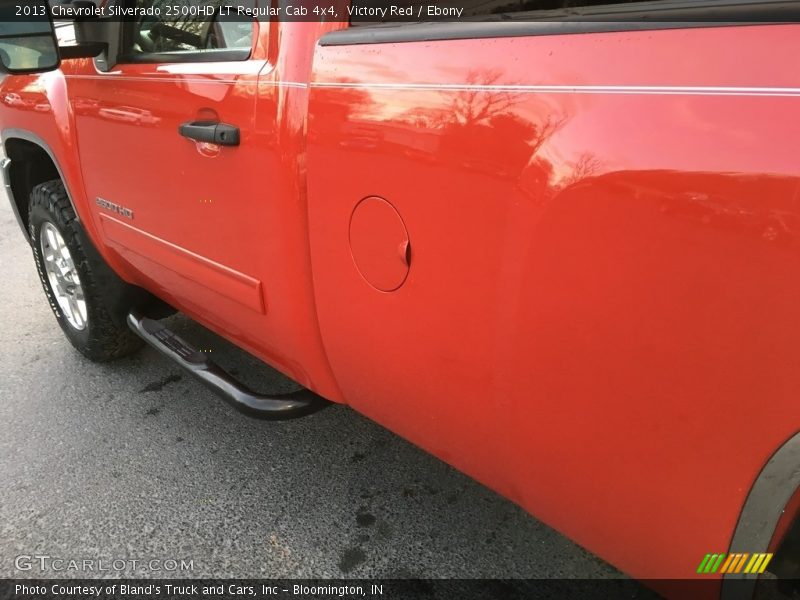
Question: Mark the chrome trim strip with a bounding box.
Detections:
[63,75,800,96]
[309,82,800,97]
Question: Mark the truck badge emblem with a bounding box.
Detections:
[96,198,134,219]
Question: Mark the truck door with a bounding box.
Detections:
[67,1,276,356]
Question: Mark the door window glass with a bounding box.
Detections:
[122,0,256,61]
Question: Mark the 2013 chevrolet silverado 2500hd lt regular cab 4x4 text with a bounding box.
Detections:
[1,0,799,596]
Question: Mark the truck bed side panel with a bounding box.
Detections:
[306,24,800,579]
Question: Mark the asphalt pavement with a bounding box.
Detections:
[0,180,629,581]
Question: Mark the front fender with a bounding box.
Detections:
[1,69,96,239]
[0,68,127,280]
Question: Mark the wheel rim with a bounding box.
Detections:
[40,221,88,331]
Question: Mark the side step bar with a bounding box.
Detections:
[127,311,329,420]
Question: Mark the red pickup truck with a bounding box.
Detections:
[1,0,799,596]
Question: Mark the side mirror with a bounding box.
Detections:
[0,1,60,74]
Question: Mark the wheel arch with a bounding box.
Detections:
[721,430,800,600]
[3,128,176,325]
[2,129,81,244]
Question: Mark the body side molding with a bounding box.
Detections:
[99,213,267,314]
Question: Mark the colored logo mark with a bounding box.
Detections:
[697,553,773,574]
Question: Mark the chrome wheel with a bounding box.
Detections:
[40,221,88,331]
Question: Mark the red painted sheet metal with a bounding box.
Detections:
[307,23,800,582]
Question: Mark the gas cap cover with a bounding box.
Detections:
[349,196,410,292]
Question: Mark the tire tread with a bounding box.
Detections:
[28,179,143,361]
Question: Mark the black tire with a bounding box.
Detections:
[28,179,144,361]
